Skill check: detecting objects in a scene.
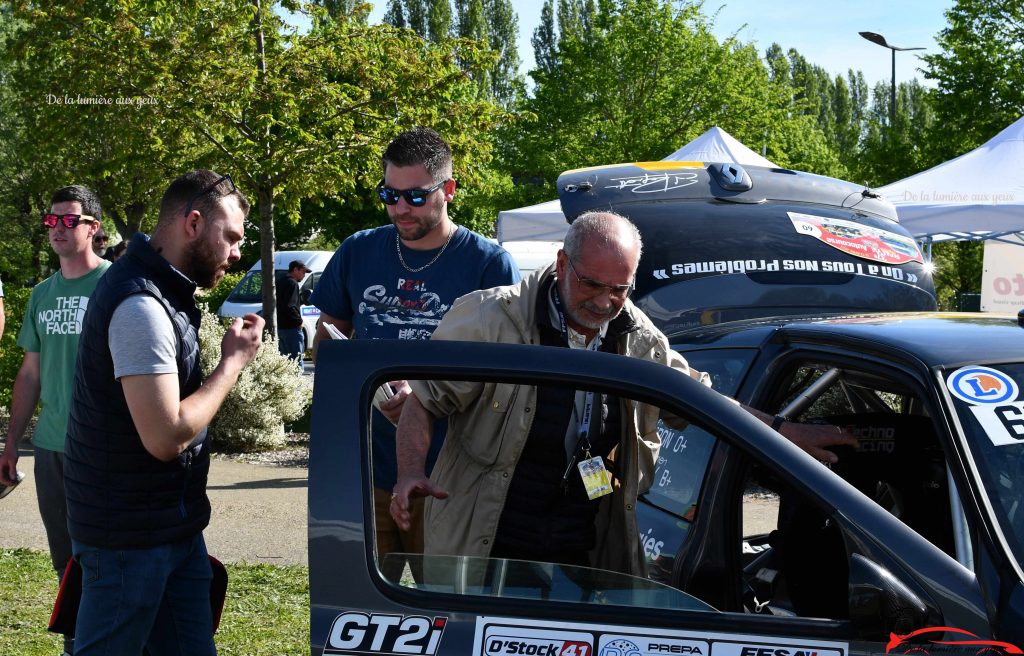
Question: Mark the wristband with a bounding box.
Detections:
[770,414,786,432]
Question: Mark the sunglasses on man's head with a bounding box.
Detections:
[43,213,97,229]
[183,174,236,217]
[376,179,446,207]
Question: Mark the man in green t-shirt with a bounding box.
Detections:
[0,185,110,656]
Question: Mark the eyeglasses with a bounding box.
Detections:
[183,174,235,217]
[94,235,108,244]
[376,179,446,207]
[566,257,634,299]
[43,213,97,229]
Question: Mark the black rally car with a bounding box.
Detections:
[308,163,1024,655]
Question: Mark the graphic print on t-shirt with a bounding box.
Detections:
[357,277,452,340]
[37,295,90,335]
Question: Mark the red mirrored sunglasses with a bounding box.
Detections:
[43,213,97,229]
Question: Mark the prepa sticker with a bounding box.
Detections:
[599,634,708,656]
[946,366,1019,405]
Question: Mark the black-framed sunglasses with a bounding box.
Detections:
[43,213,97,229]
[566,257,634,299]
[93,235,108,244]
[376,179,446,207]
[183,174,236,217]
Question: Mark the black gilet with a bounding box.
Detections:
[64,233,210,549]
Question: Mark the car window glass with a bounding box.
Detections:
[763,360,957,558]
[674,348,756,398]
[303,271,322,294]
[639,348,753,581]
[369,378,721,614]
[226,269,284,303]
[944,362,1024,570]
[365,372,920,641]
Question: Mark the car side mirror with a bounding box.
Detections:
[848,553,933,640]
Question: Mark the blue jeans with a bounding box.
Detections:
[71,533,216,656]
[278,326,305,362]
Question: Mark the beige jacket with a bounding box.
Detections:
[409,265,707,576]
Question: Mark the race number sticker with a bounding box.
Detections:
[946,366,1020,405]
[788,212,923,265]
[969,403,1024,447]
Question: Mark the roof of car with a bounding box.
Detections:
[670,312,1024,369]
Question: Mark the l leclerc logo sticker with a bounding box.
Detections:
[946,366,1019,405]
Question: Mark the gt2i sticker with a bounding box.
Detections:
[788,212,924,265]
[323,612,447,656]
[946,366,1020,405]
[481,625,593,656]
[473,617,846,656]
[968,403,1024,447]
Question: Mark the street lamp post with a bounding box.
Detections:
[858,31,925,128]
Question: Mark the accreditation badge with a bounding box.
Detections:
[578,456,612,500]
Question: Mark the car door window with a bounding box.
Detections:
[366,370,939,646]
[756,359,957,558]
[639,348,756,580]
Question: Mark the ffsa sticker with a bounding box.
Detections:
[788,212,923,265]
[946,366,1019,405]
[323,612,447,655]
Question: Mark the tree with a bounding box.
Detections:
[923,0,1024,160]
[383,0,406,28]
[504,0,848,189]
[931,241,984,310]
[484,0,522,106]
[427,0,452,42]
[3,1,508,337]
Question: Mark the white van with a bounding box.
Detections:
[218,250,334,346]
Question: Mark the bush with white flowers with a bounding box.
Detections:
[198,307,311,452]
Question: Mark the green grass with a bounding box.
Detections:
[0,548,310,655]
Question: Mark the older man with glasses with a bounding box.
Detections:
[0,184,111,656]
[391,211,858,575]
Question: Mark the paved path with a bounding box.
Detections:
[0,446,309,566]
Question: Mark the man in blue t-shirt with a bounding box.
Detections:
[311,127,519,580]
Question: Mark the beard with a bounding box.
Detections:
[183,233,226,289]
[558,274,619,332]
[391,206,444,242]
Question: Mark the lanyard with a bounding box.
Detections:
[553,285,601,490]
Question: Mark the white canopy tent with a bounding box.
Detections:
[877,115,1024,242]
[496,127,778,243]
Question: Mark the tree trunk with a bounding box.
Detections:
[258,183,277,339]
[252,0,277,339]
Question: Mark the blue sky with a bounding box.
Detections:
[363,0,954,87]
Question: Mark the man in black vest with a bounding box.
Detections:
[64,170,263,655]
